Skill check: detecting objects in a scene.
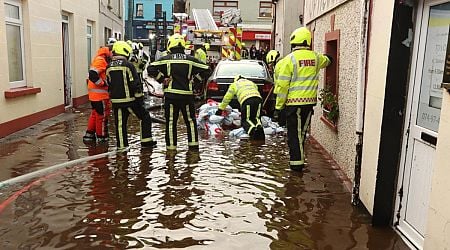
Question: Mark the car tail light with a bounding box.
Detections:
[207,81,219,91]
[262,83,273,93]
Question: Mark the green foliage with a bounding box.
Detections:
[319,86,339,124]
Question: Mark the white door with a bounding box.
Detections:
[62,15,72,107]
[395,1,450,248]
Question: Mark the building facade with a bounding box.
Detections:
[303,0,450,248]
[0,0,123,138]
[124,0,174,49]
[185,0,273,49]
[273,0,304,56]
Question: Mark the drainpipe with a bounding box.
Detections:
[271,0,278,50]
[352,0,372,206]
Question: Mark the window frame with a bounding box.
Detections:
[259,1,272,18]
[5,0,26,88]
[86,22,93,71]
[136,3,144,18]
[213,1,238,19]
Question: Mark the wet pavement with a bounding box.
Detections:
[0,103,409,249]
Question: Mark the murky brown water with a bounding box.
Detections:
[0,105,409,249]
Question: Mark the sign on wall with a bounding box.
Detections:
[304,0,351,24]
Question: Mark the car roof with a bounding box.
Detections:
[217,59,264,65]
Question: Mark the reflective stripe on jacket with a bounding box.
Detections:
[106,56,142,104]
[148,52,210,99]
[87,47,110,101]
[275,48,330,110]
[218,79,262,110]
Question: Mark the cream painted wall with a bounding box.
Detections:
[424,88,450,249]
[308,0,361,182]
[275,0,303,56]
[359,0,394,214]
[0,0,123,126]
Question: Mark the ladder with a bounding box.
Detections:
[192,9,218,31]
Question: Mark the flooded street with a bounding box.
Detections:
[0,105,409,249]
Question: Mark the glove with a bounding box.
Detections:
[273,109,281,122]
[215,109,223,116]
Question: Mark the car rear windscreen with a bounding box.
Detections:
[216,63,267,78]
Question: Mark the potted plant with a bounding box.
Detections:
[319,86,339,124]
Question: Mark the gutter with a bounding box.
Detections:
[352,0,372,205]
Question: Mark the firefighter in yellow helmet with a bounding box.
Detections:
[215,75,265,140]
[130,42,150,83]
[274,27,332,171]
[106,40,156,149]
[147,34,210,151]
[195,42,209,64]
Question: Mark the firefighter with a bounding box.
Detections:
[130,42,149,82]
[83,46,113,143]
[266,49,281,76]
[195,42,209,64]
[274,27,332,171]
[106,41,156,149]
[147,34,210,151]
[267,49,288,126]
[215,75,265,141]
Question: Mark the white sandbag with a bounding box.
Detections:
[206,123,223,135]
[232,119,241,127]
[209,115,224,124]
[228,111,240,120]
[222,116,234,126]
[261,116,271,127]
[229,127,246,138]
[264,127,276,135]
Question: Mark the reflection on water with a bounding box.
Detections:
[0,106,409,249]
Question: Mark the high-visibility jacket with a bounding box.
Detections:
[273,57,288,95]
[87,47,111,101]
[195,48,207,64]
[218,79,262,110]
[275,47,331,110]
[106,55,143,105]
[148,50,210,100]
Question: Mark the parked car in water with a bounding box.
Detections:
[205,59,275,115]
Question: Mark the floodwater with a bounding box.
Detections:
[0,105,409,249]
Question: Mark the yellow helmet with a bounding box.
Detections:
[266,50,280,64]
[126,40,133,45]
[290,27,312,46]
[112,41,132,57]
[167,34,185,52]
[204,43,210,51]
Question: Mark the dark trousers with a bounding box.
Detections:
[286,105,314,166]
[164,97,198,150]
[113,99,153,149]
[241,97,264,140]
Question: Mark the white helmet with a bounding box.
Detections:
[107,37,117,46]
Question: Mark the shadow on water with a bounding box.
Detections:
[0,106,409,249]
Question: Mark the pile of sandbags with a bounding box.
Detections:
[197,100,284,138]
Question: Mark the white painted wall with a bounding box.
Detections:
[359,0,394,213]
[0,0,123,125]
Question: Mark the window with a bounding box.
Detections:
[87,23,93,70]
[5,0,25,88]
[104,27,112,45]
[155,4,162,18]
[259,1,272,18]
[213,1,238,19]
[136,3,143,18]
[321,29,340,127]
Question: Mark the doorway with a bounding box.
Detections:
[395,1,450,248]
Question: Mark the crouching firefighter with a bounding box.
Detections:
[147,34,210,151]
[83,46,112,143]
[215,75,265,141]
[106,41,156,149]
